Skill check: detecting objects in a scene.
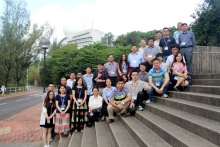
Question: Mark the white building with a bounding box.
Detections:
[61,28,116,48]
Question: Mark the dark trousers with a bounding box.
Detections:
[144,62,153,72]
[102,100,109,116]
[109,76,117,87]
[133,91,146,107]
[88,109,100,123]
[180,47,193,75]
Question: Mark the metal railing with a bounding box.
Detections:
[1,86,27,93]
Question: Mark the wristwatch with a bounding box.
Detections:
[122,101,125,105]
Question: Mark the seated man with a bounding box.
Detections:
[125,70,150,111]
[147,58,170,103]
[107,78,135,124]
[138,63,148,82]
[155,53,168,70]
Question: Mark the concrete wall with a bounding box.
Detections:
[192,46,220,74]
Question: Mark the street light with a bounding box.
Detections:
[39,37,50,93]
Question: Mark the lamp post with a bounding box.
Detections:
[39,38,50,93]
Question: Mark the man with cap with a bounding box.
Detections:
[93,61,109,96]
[83,66,94,106]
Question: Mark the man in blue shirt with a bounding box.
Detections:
[159,27,176,62]
[83,66,94,106]
[173,22,183,44]
[178,23,196,76]
[127,44,144,71]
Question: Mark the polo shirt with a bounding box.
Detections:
[127,52,144,68]
[104,62,118,77]
[143,46,160,60]
[125,80,148,97]
[110,87,130,105]
[138,72,148,82]
[83,74,94,95]
[148,67,168,84]
[103,86,116,101]
[159,36,176,56]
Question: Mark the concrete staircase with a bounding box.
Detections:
[53,74,220,147]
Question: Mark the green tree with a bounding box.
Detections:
[191,0,220,46]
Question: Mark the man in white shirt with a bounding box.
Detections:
[138,39,147,55]
[67,72,76,89]
[154,31,162,48]
[166,44,186,73]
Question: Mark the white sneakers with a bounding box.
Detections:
[138,105,144,111]
[161,94,169,98]
[145,100,153,104]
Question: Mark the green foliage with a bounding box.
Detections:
[114,26,176,47]
[191,0,220,46]
[41,43,130,85]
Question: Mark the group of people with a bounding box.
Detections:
[39,22,195,147]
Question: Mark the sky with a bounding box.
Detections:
[0,0,204,41]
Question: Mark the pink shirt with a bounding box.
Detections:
[172,62,187,74]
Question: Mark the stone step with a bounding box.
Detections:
[193,79,220,86]
[108,117,140,147]
[135,111,218,147]
[68,133,82,147]
[192,74,220,79]
[95,121,116,147]
[50,135,59,147]
[167,91,220,106]
[143,103,220,146]
[189,85,220,95]
[154,96,220,122]
[81,126,97,147]
[117,115,172,147]
[58,135,70,147]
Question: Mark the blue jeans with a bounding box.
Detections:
[88,109,100,123]
[149,79,169,102]
[162,56,169,62]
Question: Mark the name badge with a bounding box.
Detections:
[122,69,127,73]
[168,39,171,42]
[133,60,137,63]
[132,96,137,100]
[148,55,152,58]
[78,99,82,103]
[61,104,66,111]
[155,82,160,86]
[174,76,178,80]
[181,42,186,45]
[111,71,116,75]
[164,46,168,50]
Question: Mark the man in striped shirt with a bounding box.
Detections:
[146,58,170,103]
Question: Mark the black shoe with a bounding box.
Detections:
[173,87,180,92]
[88,124,92,128]
[94,118,99,122]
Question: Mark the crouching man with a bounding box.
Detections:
[107,78,135,124]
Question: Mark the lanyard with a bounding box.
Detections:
[60,96,65,105]
[122,63,127,70]
[78,88,82,98]
[182,33,187,42]
[163,37,170,46]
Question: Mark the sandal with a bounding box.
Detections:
[74,130,78,133]
[58,139,62,144]
[68,134,72,138]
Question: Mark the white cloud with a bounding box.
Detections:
[31,0,202,40]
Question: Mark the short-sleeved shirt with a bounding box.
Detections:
[104,62,118,77]
[138,72,148,82]
[148,67,168,84]
[125,80,148,97]
[172,62,187,74]
[159,36,176,56]
[103,86,116,101]
[127,52,144,68]
[161,62,168,70]
[72,86,87,99]
[88,95,103,109]
[173,30,182,44]
[93,69,109,88]
[55,94,70,113]
[143,46,160,60]
[110,87,130,105]
[83,74,94,96]
[58,85,72,95]
[166,54,186,68]
[67,79,75,89]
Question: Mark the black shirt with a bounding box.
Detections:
[159,36,176,56]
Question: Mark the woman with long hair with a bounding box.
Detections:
[171,52,189,91]
[54,85,71,143]
[71,78,88,133]
[40,90,56,147]
[117,53,130,78]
